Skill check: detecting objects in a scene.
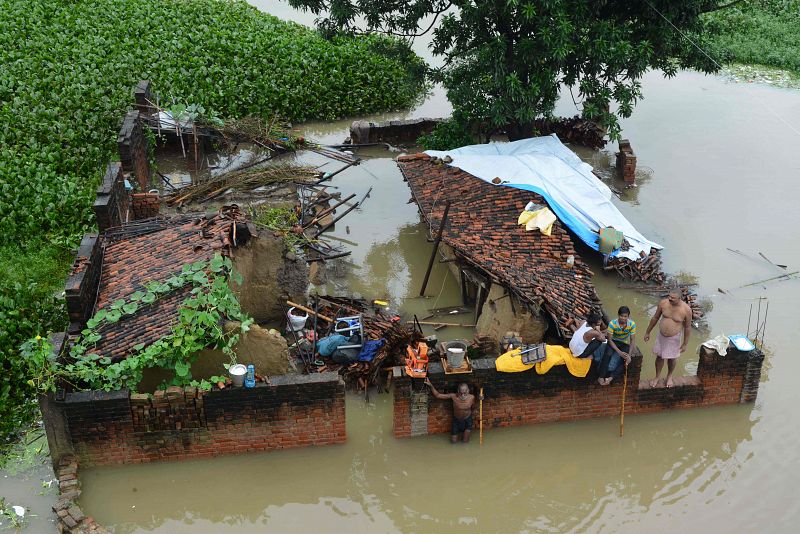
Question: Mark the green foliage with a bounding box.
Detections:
[707,1,800,73]
[291,0,726,140]
[0,0,424,250]
[252,206,306,250]
[0,245,69,447]
[0,498,28,530]
[58,254,252,392]
[0,0,422,442]
[417,119,475,151]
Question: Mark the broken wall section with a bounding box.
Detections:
[231,231,309,323]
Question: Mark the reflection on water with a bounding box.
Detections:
[80,393,757,534]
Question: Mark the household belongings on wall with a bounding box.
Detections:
[495,344,591,377]
[405,341,429,378]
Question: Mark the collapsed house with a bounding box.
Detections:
[397,152,602,341]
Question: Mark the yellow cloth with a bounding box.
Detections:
[517,208,557,236]
[494,345,592,378]
[495,348,532,372]
[536,345,592,377]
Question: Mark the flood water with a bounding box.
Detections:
[76,3,800,532]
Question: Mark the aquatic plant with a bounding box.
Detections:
[0,0,424,443]
[707,1,800,74]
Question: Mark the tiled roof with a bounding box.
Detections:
[91,215,234,361]
[397,154,602,338]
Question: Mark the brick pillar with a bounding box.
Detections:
[739,348,765,403]
[409,390,429,436]
[130,192,160,220]
[133,80,154,118]
[616,139,637,185]
[118,110,152,191]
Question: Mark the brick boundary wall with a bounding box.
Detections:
[117,110,151,191]
[393,347,764,438]
[42,371,346,467]
[64,235,103,334]
[93,162,129,232]
[350,118,443,145]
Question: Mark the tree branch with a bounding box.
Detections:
[701,0,747,14]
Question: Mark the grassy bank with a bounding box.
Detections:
[0,0,424,446]
[707,1,800,74]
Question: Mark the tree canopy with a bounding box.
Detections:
[289,0,732,140]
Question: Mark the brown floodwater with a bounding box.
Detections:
[48,3,800,532]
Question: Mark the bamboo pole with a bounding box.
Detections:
[740,271,799,288]
[286,300,333,323]
[479,387,484,446]
[420,201,451,296]
[620,363,628,437]
[404,321,476,327]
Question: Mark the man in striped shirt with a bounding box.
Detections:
[597,306,635,385]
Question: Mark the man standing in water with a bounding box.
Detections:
[643,288,693,388]
[424,379,480,443]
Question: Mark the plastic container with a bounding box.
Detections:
[244,364,256,388]
[444,340,468,369]
[728,334,755,352]
[286,307,308,332]
[229,364,247,387]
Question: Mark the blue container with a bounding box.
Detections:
[244,364,256,388]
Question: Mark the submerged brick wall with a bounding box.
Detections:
[47,372,345,466]
[393,347,764,438]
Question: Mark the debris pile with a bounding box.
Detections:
[533,115,607,150]
[294,296,416,392]
[604,249,666,284]
[165,163,319,206]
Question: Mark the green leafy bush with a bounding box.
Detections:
[0,0,424,249]
[0,0,424,443]
[417,119,476,151]
[707,1,800,73]
[0,245,70,447]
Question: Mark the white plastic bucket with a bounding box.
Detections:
[287,307,308,332]
[229,364,247,387]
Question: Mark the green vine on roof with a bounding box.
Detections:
[22,254,253,393]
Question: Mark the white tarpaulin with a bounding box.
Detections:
[426,135,662,261]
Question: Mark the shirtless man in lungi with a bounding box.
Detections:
[643,288,693,388]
